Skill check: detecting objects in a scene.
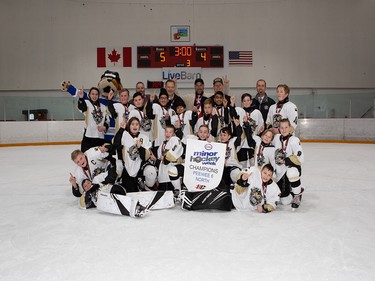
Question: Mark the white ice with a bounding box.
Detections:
[1,143,375,281]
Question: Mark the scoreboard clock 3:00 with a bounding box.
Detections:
[137,46,224,68]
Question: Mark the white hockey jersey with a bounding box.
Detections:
[128,108,153,141]
[111,103,135,133]
[121,131,151,177]
[157,136,184,183]
[152,103,176,147]
[273,134,304,182]
[231,167,280,211]
[73,147,110,194]
[170,110,194,144]
[80,100,109,139]
[213,105,229,128]
[220,137,242,168]
[235,107,264,136]
[194,114,220,141]
[266,101,298,131]
[254,135,276,171]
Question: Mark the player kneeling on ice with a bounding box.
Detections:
[151,124,184,193]
[274,118,304,210]
[232,164,281,213]
[112,117,157,193]
[80,179,148,218]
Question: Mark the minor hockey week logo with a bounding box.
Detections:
[188,143,220,185]
[190,143,220,166]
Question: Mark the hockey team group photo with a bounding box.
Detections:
[66,75,304,217]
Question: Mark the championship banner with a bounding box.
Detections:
[183,139,226,191]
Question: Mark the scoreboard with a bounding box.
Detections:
[137,46,224,68]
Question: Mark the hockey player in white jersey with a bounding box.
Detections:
[152,124,184,191]
[171,100,195,145]
[232,164,280,213]
[229,93,262,168]
[266,84,298,135]
[147,89,176,154]
[107,88,135,134]
[128,92,154,141]
[112,117,157,193]
[169,124,212,201]
[69,145,115,197]
[218,123,243,186]
[274,118,304,210]
[212,91,230,129]
[194,98,220,141]
[230,93,264,136]
[77,87,110,152]
[254,129,276,171]
[180,125,234,211]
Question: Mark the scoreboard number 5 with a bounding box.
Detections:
[160,51,166,62]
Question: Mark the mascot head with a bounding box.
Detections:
[97,70,123,98]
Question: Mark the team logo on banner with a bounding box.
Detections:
[183,139,226,191]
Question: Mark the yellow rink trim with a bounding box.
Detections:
[0,139,375,147]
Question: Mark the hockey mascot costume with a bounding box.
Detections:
[61,70,123,100]
[61,70,123,141]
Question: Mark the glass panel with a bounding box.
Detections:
[0,89,374,121]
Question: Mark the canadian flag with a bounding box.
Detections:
[97,47,132,67]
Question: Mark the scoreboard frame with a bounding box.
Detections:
[137,46,224,68]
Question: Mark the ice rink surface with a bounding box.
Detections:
[1,143,375,281]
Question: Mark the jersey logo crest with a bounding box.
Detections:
[140,117,152,131]
[91,108,103,125]
[273,114,282,128]
[249,187,262,206]
[275,148,286,165]
[128,145,140,160]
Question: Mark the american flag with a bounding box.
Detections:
[228,51,253,65]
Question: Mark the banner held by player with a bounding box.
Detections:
[183,139,226,191]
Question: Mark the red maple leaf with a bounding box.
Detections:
[108,49,121,65]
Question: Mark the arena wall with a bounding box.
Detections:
[1,119,375,146]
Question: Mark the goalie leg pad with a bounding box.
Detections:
[182,189,232,211]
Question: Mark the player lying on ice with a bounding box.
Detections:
[69,145,174,217]
[231,164,281,213]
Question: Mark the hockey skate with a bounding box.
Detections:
[173,185,187,204]
[134,202,149,218]
[173,189,181,203]
[291,188,304,211]
[137,178,151,191]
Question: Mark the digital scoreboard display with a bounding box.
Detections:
[137,46,224,68]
